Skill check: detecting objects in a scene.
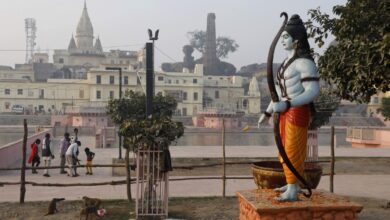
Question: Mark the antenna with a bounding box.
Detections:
[25,18,37,64]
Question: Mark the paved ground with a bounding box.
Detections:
[1,146,390,202]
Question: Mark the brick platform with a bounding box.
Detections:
[236,189,363,220]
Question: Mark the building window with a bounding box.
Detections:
[109,91,114,99]
[183,92,187,101]
[5,102,10,110]
[110,76,115,84]
[193,78,197,84]
[182,108,187,116]
[28,90,34,97]
[39,89,44,99]
[176,80,179,84]
[193,92,198,101]
[168,79,171,84]
[158,76,164,81]
[119,60,123,64]
[96,90,101,99]
[59,58,64,64]
[374,97,379,104]
[111,60,115,64]
[5,89,10,95]
[96,75,101,84]
[124,76,128,85]
[79,90,84,98]
[17,89,23,95]
[215,90,219,99]
[183,79,187,83]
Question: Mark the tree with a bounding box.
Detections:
[310,88,341,130]
[377,97,390,121]
[187,30,239,58]
[305,0,390,103]
[106,90,184,203]
[107,90,184,151]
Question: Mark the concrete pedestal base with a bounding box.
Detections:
[236,189,363,220]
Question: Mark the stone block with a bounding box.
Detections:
[236,189,363,220]
[111,158,126,176]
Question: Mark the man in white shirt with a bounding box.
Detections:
[66,140,81,177]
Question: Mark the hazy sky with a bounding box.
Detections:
[0,0,346,70]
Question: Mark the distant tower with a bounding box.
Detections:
[25,18,37,64]
[203,13,219,75]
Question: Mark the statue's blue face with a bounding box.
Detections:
[281,31,293,50]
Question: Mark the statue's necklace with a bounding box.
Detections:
[276,55,297,99]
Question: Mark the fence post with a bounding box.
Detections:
[20,119,28,203]
[330,126,335,193]
[222,118,226,198]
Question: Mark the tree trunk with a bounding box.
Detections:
[125,147,132,203]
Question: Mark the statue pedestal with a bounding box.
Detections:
[236,189,363,220]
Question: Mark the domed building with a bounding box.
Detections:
[53,1,138,76]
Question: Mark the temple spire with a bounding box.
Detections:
[68,34,77,50]
[76,0,94,49]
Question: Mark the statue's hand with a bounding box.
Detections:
[273,101,287,113]
[257,114,269,128]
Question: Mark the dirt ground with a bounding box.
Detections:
[0,196,389,220]
[1,157,390,219]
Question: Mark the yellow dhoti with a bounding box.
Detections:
[279,105,310,184]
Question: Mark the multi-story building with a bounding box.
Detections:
[0,64,204,116]
[367,91,390,116]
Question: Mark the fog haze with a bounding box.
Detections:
[0,0,346,69]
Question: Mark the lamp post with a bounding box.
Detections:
[105,67,123,159]
[146,29,159,116]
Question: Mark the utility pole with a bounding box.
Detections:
[106,67,123,159]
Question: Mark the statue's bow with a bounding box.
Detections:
[266,12,312,198]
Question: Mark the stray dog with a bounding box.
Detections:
[44,198,65,216]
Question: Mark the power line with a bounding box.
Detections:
[154,45,178,63]
[0,43,145,52]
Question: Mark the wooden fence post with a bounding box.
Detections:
[222,118,226,198]
[330,126,335,193]
[20,119,28,203]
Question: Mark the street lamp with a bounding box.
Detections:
[145,29,158,116]
[105,67,123,159]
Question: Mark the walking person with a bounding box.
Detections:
[66,140,81,177]
[59,132,70,174]
[41,133,54,177]
[28,139,41,174]
[84,148,95,175]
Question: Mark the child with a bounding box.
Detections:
[28,139,41,174]
[84,148,95,175]
[41,133,53,177]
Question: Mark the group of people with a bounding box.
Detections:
[28,132,95,177]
